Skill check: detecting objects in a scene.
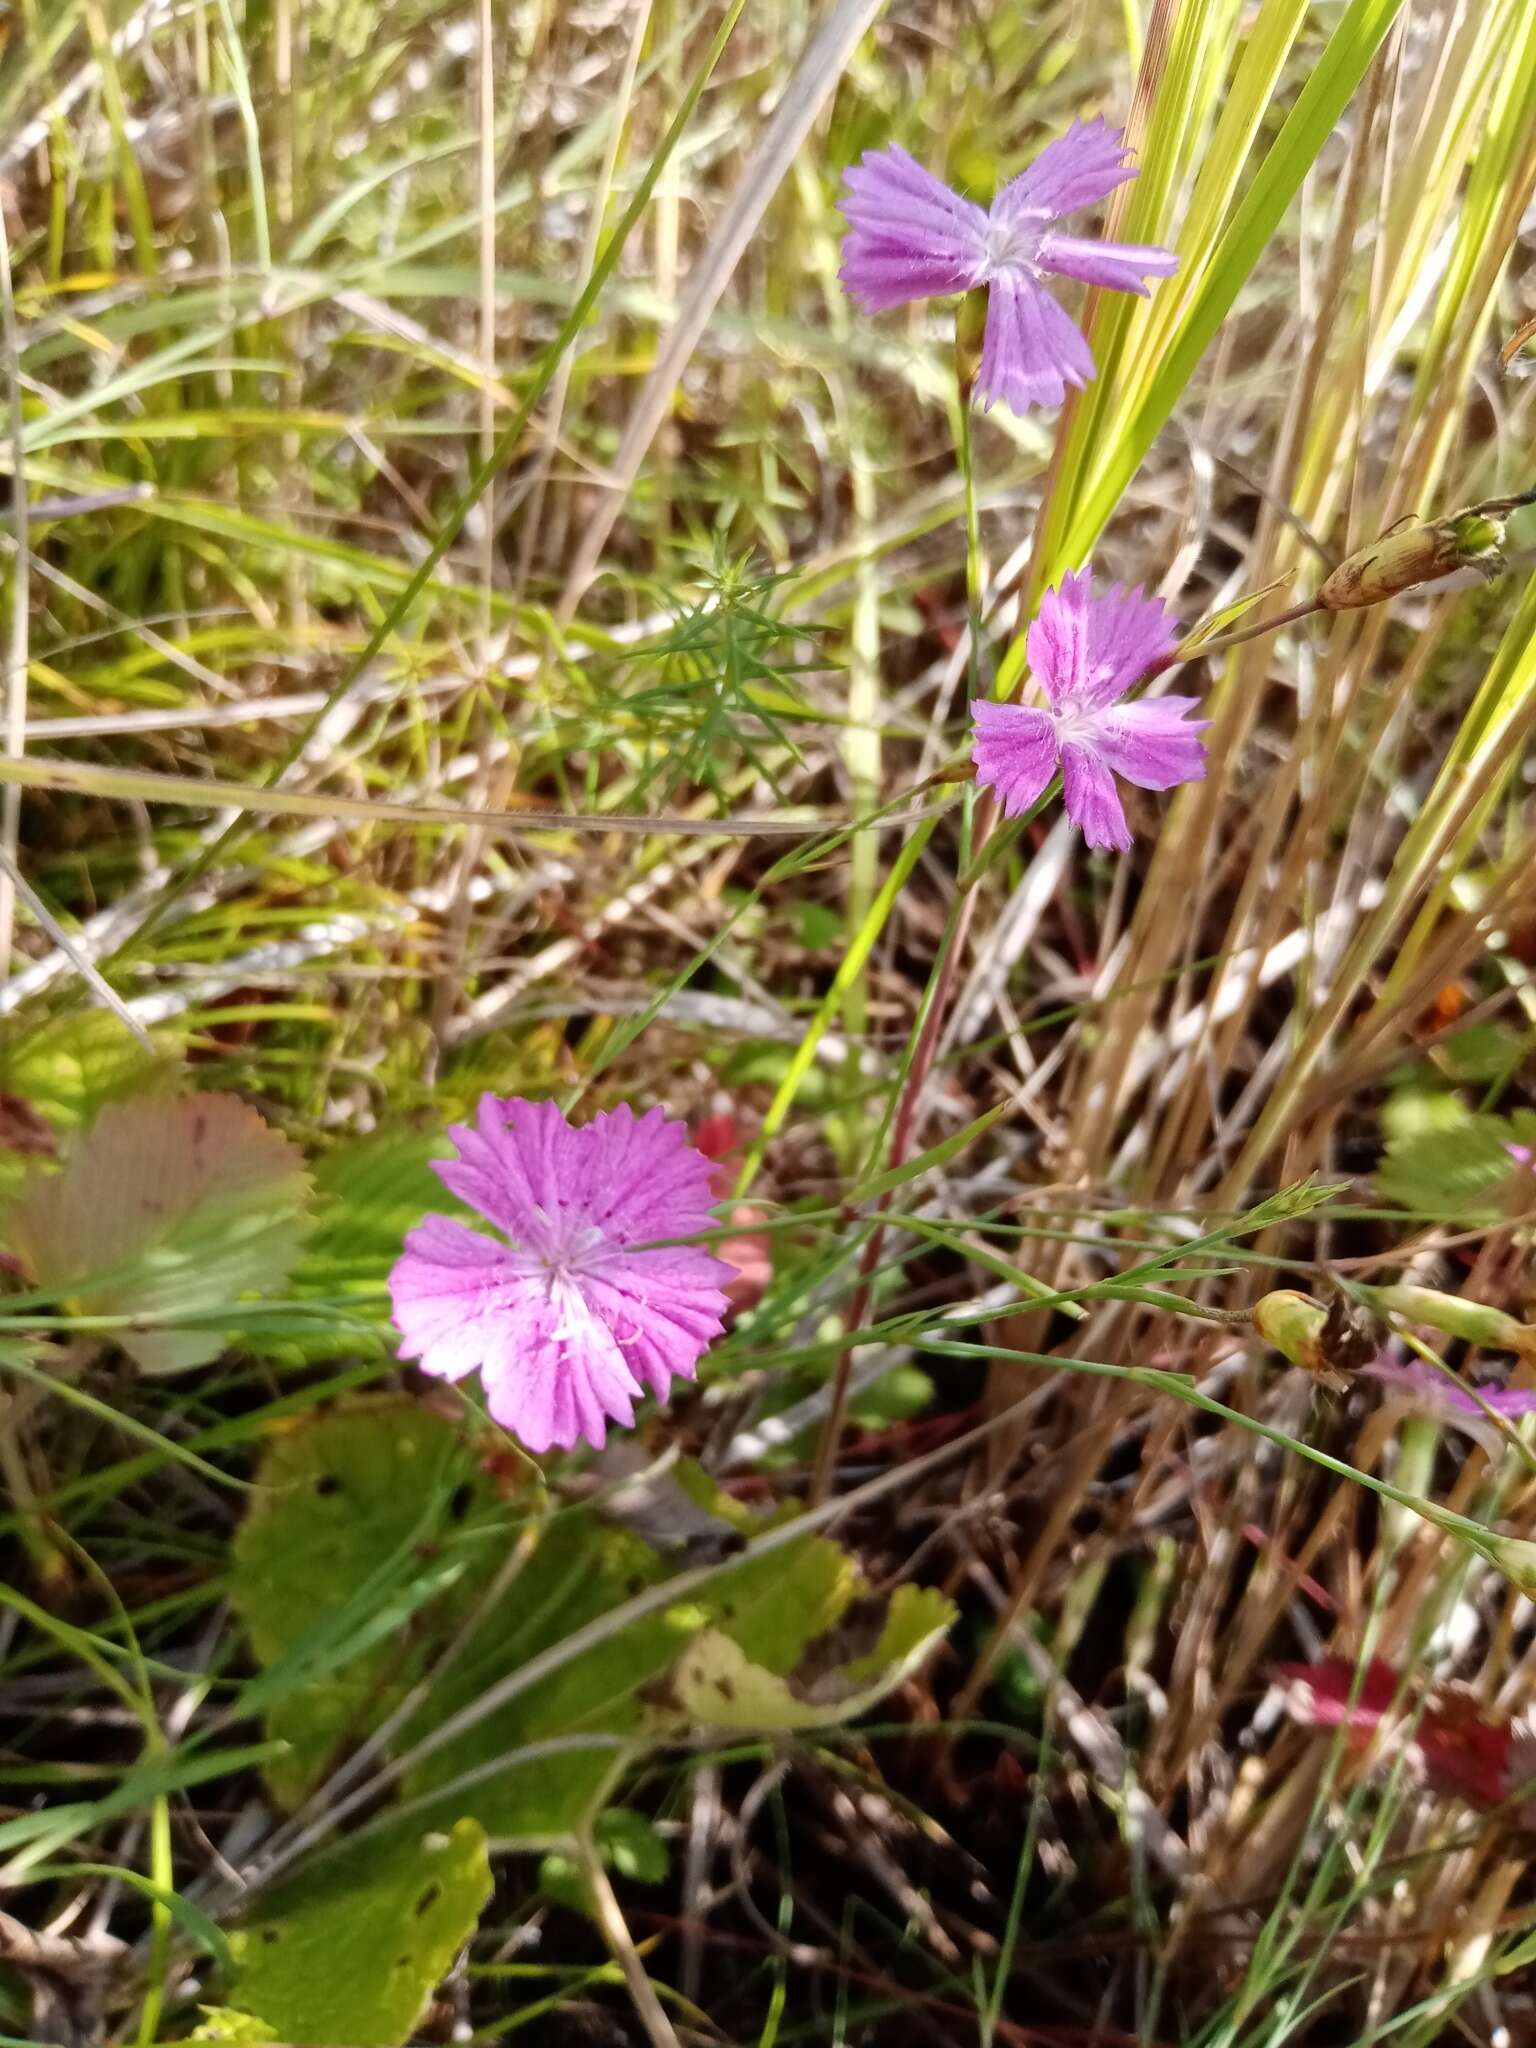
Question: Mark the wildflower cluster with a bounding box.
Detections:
[839,124,1206,846]
[385,114,1203,1448]
[386,113,1525,1458]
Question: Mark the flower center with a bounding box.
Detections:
[1051,700,1100,749]
[980,213,1042,280]
[543,1222,609,1286]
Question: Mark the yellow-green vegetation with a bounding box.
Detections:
[2,2,1536,2043]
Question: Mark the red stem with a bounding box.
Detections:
[808,802,992,1506]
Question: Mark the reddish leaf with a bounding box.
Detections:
[1276,1657,1536,1817]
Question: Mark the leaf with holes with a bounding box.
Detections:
[230,1403,877,1846]
[647,1583,955,1732]
[227,1819,491,2046]
[229,1399,500,1808]
[0,1010,173,1132]
[5,1092,313,1372]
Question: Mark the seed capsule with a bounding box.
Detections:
[1318,489,1536,610]
[1482,1531,1536,1599]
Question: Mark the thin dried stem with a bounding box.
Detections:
[0,193,27,981]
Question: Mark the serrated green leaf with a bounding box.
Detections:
[4,1093,312,1372]
[1381,1086,1478,1143]
[1377,1112,1536,1219]
[1436,1022,1531,1085]
[0,1014,176,1203]
[228,1818,491,2046]
[0,1011,174,1132]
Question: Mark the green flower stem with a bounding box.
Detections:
[809,368,1000,1504]
[955,394,985,706]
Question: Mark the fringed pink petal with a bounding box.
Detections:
[1036,231,1178,295]
[1024,569,1095,709]
[970,701,1060,818]
[1080,581,1181,705]
[1092,697,1209,790]
[1060,741,1132,852]
[991,118,1136,225]
[976,270,1094,414]
[838,145,989,310]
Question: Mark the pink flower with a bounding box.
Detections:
[838,120,1177,414]
[1362,1354,1536,1460]
[970,568,1206,851]
[388,1096,733,1454]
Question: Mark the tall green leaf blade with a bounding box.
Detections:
[1067,0,1409,559]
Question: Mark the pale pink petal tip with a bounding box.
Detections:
[388,1095,734,1454]
[1363,1354,1536,1459]
[837,121,1176,416]
[970,569,1202,852]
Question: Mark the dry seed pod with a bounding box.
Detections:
[1319,1291,1388,1374]
[1318,489,1536,610]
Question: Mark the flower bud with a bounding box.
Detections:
[955,286,988,405]
[1253,1289,1383,1389]
[1360,1283,1536,1358]
[1317,489,1536,610]
[1253,1289,1329,1374]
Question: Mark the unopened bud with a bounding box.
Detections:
[1360,1283,1536,1359]
[1254,1290,1329,1375]
[1318,489,1536,610]
[1254,1288,1383,1389]
[955,286,988,405]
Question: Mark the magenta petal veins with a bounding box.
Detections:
[838,119,1177,415]
[970,568,1206,851]
[388,1096,734,1454]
